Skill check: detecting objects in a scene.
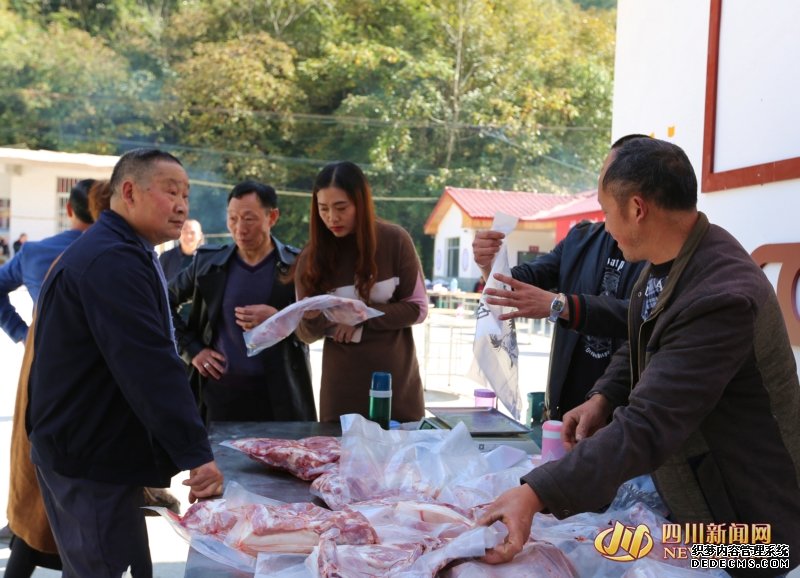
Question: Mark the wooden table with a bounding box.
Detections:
[183,421,341,577]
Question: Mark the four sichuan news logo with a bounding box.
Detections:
[594,521,654,562]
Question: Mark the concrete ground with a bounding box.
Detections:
[0,289,551,577]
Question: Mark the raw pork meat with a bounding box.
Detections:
[310,466,440,510]
[315,538,427,578]
[180,499,239,538]
[443,540,578,577]
[226,502,378,555]
[225,436,340,480]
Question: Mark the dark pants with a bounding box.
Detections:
[35,466,152,578]
[5,534,62,578]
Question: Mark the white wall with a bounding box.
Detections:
[614,0,800,367]
[505,231,556,268]
[2,162,112,242]
[8,166,61,241]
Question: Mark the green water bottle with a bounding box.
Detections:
[369,372,392,429]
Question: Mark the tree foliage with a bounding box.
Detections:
[1,0,616,273]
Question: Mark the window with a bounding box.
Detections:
[446,237,460,278]
[0,198,9,231]
[517,250,545,266]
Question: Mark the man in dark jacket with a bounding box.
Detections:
[473,137,647,419]
[481,138,800,577]
[27,148,223,577]
[169,180,316,423]
[159,218,203,281]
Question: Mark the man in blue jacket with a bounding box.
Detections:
[0,179,95,343]
[27,149,223,577]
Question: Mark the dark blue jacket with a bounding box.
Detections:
[511,221,644,417]
[27,210,213,487]
[0,229,82,343]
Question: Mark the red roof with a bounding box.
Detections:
[423,187,570,234]
[445,187,567,219]
[527,190,600,220]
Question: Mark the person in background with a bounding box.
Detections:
[2,179,94,576]
[472,135,647,419]
[87,178,114,221]
[479,137,800,577]
[12,233,27,255]
[294,161,428,423]
[168,180,316,423]
[27,149,223,577]
[0,181,95,344]
[0,236,9,262]
[160,218,204,281]
[472,276,486,293]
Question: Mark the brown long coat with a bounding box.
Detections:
[7,315,58,553]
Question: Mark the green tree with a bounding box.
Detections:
[0,6,150,151]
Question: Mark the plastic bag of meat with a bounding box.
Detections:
[310,539,427,578]
[532,501,729,578]
[351,500,475,545]
[222,436,340,481]
[148,498,257,573]
[224,501,378,556]
[442,540,578,577]
[309,525,504,578]
[149,482,378,573]
[312,415,490,510]
[244,295,384,356]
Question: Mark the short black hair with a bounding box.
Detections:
[602,138,697,211]
[69,178,96,224]
[611,133,652,149]
[227,180,278,209]
[109,148,183,197]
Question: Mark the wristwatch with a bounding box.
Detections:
[548,293,566,323]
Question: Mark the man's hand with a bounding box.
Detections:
[477,484,543,564]
[562,393,612,450]
[235,304,278,331]
[183,461,224,503]
[192,347,227,380]
[483,273,558,321]
[472,231,504,279]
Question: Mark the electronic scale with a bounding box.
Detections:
[419,407,541,454]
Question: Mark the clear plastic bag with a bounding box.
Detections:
[244,295,384,356]
[311,415,490,509]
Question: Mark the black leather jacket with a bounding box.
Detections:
[168,237,316,421]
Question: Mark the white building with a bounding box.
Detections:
[424,187,602,290]
[613,0,800,368]
[0,148,118,246]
